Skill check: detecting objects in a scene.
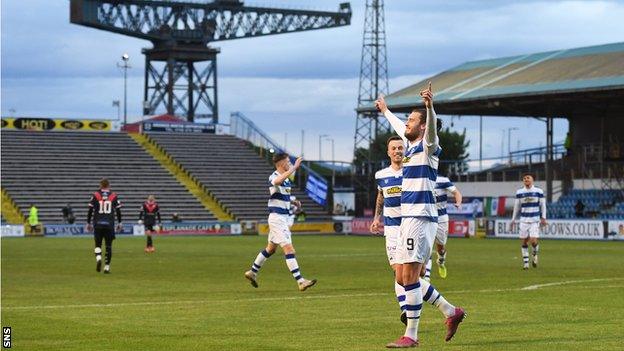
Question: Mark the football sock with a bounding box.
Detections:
[522,244,529,266]
[94,247,102,262]
[251,249,272,274]
[105,245,112,265]
[420,278,455,318]
[146,235,153,247]
[285,253,305,283]
[424,259,432,279]
[403,281,422,340]
[437,250,446,265]
[532,244,539,257]
[395,281,406,312]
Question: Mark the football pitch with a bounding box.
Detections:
[2,235,623,350]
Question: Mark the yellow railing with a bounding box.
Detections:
[128,133,234,221]
[1,188,25,224]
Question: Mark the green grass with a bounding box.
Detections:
[2,235,624,350]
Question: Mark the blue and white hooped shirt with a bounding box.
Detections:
[400,140,441,222]
[513,186,546,223]
[375,166,403,228]
[268,171,291,215]
[435,175,457,223]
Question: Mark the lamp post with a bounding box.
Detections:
[507,127,518,164]
[319,134,328,161]
[117,53,130,126]
[479,115,483,170]
[501,129,505,158]
[300,129,305,157]
[325,136,335,186]
[112,100,120,121]
[325,137,335,165]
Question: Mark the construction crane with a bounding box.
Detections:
[70,0,352,122]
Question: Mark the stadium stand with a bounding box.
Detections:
[353,42,624,218]
[145,132,330,221]
[548,189,624,220]
[370,42,624,115]
[1,131,216,224]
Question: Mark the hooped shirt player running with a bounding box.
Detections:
[376,83,465,348]
[244,153,317,292]
[86,178,122,274]
[511,173,547,270]
[423,175,463,280]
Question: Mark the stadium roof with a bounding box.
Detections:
[359,42,624,117]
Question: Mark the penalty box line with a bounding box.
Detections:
[4,278,623,311]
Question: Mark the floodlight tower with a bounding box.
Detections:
[352,0,389,209]
[353,0,389,163]
[70,0,352,122]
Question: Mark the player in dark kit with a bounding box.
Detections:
[86,178,122,274]
[139,195,161,253]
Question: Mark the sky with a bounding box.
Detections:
[2,0,624,163]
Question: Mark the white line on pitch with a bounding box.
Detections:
[520,277,623,290]
[4,278,623,311]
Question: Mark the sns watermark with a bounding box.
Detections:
[2,327,10,349]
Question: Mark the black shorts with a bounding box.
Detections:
[94,226,116,242]
[145,224,156,232]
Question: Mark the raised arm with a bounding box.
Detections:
[376,95,407,143]
[424,106,438,150]
[421,82,439,152]
[271,157,303,186]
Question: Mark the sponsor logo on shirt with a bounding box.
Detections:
[386,186,402,195]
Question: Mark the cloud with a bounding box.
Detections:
[5,1,623,80]
[0,0,615,162]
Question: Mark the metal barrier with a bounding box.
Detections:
[230,112,329,206]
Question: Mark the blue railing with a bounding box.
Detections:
[229,111,327,185]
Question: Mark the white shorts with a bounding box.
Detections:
[384,226,400,265]
[519,222,540,239]
[287,215,295,228]
[435,221,449,246]
[268,213,292,246]
[396,217,437,264]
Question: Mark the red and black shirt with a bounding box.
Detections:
[88,189,122,228]
[139,201,161,226]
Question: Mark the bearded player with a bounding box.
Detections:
[376,83,465,348]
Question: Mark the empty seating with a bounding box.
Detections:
[147,132,330,221]
[547,189,624,219]
[1,131,216,224]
